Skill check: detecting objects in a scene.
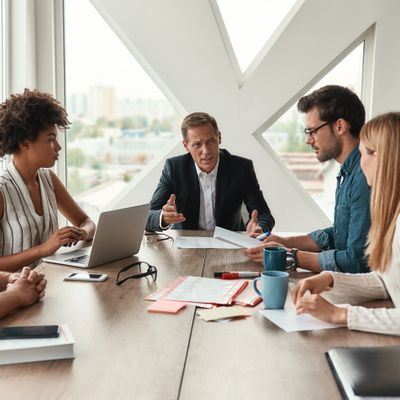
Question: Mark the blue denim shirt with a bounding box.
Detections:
[309,146,371,273]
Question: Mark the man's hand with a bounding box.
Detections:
[243,244,266,263]
[263,234,287,246]
[244,240,288,263]
[246,210,263,237]
[39,227,83,257]
[161,194,186,226]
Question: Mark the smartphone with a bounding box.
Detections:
[0,325,59,340]
[64,272,108,282]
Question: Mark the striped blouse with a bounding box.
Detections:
[0,161,58,265]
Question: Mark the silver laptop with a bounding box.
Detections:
[43,204,150,268]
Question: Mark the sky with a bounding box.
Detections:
[216,0,298,71]
[64,0,164,99]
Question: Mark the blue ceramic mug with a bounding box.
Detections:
[263,247,287,271]
[253,271,289,309]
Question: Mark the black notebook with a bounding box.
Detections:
[326,346,400,399]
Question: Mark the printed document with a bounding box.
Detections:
[175,237,239,249]
[175,227,261,249]
[259,308,346,332]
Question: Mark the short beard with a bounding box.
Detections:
[317,128,342,162]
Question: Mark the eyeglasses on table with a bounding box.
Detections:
[145,231,174,243]
[116,261,158,285]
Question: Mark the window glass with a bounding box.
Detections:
[262,43,364,220]
[216,0,298,72]
[64,0,181,221]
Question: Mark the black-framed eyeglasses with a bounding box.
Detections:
[145,231,174,243]
[116,261,157,285]
[304,121,330,137]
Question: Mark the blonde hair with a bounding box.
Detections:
[361,112,400,271]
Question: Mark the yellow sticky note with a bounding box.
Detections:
[197,306,251,322]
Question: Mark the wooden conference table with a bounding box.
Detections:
[1,230,400,400]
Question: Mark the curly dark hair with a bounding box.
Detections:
[0,89,70,157]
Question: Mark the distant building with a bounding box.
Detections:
[116,97,175,120]
[122,129,146,138]
[67,93,88,118]
[89,86,116,121]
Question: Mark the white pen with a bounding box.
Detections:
[256,231,271,241]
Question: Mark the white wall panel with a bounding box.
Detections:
[91,0,400,231]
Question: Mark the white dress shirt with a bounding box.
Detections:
[195,159,219,230]
[159,159,220,230]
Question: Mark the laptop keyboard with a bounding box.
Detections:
[65,255,89,264]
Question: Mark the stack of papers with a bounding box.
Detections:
[175,226,261,249]
[213,227,261,248]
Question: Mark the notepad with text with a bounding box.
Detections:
[146,276,248,306]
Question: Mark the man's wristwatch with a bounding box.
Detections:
[288,248,299,271]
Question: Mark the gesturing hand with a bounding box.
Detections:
[246,210,263,237]
[161,194,186,226]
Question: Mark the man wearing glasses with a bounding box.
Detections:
[145,112,275,234]
[246,85,371,274]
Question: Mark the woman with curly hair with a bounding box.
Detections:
[292,112,400,335]
[0,89,95,271]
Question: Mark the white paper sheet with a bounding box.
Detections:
[165,276,244,304]
[175,236,240,249]
[259,308,346,332]
[213,226,261,248]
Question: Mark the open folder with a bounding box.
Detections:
[146,276,248,306]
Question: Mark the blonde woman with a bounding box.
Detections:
[292,112,400,335]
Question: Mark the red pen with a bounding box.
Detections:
[214,272,261,279]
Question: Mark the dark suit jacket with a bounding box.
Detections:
[146,149,275,232]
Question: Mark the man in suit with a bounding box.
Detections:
[145,112,274,233]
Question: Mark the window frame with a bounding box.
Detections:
[252,28,374,224]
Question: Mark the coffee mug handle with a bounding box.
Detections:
[253,277,263,298]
